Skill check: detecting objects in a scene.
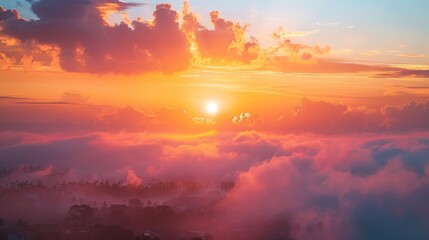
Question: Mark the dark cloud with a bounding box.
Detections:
[11,101,74,105]
[377,69,429,78]
[384,100,429,131]
[1,3,428,75]
[0,1,191,74]
[0,6,19,21]
[392,84,429,90]
[0,95,30,100]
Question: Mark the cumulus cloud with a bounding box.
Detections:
[383,100,429,131]
[196,11,260,64]
[0,1,191,74]
[1,3,428,75]
[182,2,261,65]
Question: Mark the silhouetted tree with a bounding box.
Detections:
[68,204,94,219]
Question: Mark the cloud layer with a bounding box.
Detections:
[1,97,429,134]
[1,130,429,239]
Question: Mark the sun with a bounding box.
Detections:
[205,101,219,115]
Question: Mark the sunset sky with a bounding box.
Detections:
[1,1,429,239]
[1,0,428,118]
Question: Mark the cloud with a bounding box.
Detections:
[0,95,30,100]
[125,169,143,186]
[102,105,148,132]
[217,133,429,240]
[278,98,381,134]
[278,98,429,133]
[1,1,191,74]
[0,133,164,183]
[0,45,17,70]
[0,8,61,71]
[0,130,296,184]
[377,69,429,78]
[383,100,429,131]
[209,98,427,134]
[269,27,329,63]
[263,56,398,74]
[0,102,197,133]
[1,3,428,76]
[1,130,429,239]
[2,98,429,134]
[0,6,19,21]
[10,101,74,105]
[272,27,318,38]
[182,4,261,65]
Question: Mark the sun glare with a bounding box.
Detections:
[205,101,219,115]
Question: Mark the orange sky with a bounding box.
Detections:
[0,0,428,131]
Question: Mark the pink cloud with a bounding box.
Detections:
[216,133,429,239]
[383,100,429,131]
[125,169,143,187]
[1,130,429,238]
